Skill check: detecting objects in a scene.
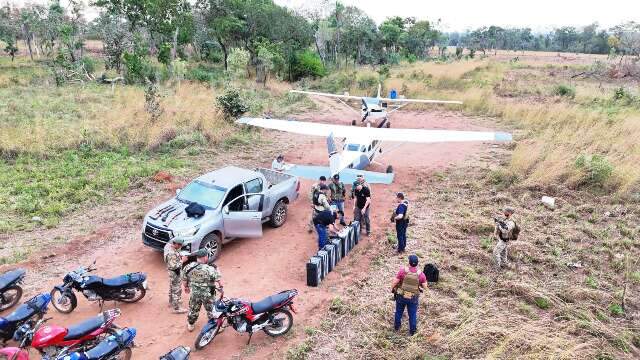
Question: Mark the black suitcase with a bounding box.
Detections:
[317,250,329,279]
[352,220,360,242]
[306,256,322,287]
[323,244,336,272]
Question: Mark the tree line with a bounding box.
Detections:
[1,0,639,85]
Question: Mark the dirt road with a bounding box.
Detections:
[0,101,499,359]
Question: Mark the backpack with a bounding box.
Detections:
[185,202,205,218]
[423,263,439,283]
[511,220,520,240]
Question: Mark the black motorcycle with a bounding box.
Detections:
[50,261,147,314]
[0,269,26,312]
[160,346,191,360]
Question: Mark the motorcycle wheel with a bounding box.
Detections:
[50,288,77,314]
[263,309,293,337]
[0,285,22,311]
[114,347,132,360]
[120,284,146,303]
[194,322,221,350]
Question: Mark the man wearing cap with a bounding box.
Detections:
[164,238,188,314]
[272,154,286,171]
[353,182,371,236]
[392,192,410,253]
[329,174,347,226]
[182,248,221,331]
[494,206,517,269]
[391,255,427,335]
[350,173,370,199]
[307,176,328,232]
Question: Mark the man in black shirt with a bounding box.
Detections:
[313,210,343,250]
[353,183,371,236]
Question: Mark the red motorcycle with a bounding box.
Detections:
[194,288,298,350]
[15,309,121,358]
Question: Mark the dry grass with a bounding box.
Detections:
[292,148,640,360]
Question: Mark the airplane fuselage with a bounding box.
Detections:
[342,137,383,170]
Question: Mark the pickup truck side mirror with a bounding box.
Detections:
[175,188,181,195]
[223,206,229,215]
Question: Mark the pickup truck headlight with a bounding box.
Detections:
[172,225,200,238]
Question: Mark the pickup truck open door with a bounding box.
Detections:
[222,193,264,238]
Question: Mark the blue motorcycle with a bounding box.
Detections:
[0,293,51,343]
[160,346,190,360]
[58,327,136,360]
[0,268,26,312]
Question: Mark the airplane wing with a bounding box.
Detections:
[284,165,394,184]
[379,97,463,105]
[290,90,364,101]
[237,117,512,143]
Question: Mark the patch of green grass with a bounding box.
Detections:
[585,276,598,289]
[479,236,493,251]
[552,84,576,98]
[630,271,640,284]
[0,248,31,265]
[286,339,314,360]
[608,303,624,316]
[0,148,184,231]
[533,296,550,310]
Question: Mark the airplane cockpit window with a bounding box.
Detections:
[346,144,360,151]
[361,146,366,152]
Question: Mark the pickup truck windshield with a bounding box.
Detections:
[178,181,226,209]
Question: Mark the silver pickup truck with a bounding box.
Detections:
[142,166,300,259]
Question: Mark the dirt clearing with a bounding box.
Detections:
[1,98,505,359]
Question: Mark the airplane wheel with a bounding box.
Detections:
[386,165,393,173]
[351,120,356,126]
[386,121,391,128]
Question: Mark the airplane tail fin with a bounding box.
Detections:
[327,133,341,177]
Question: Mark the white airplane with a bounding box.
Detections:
[290,83,463,128]
[237,117,512,184]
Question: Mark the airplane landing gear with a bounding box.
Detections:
[351,120,356,126]
[386,165,393,173]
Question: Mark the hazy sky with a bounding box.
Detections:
[276,0,640,32]
[4,0,639,32]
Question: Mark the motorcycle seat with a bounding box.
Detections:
[89,273,144,288]
[64,314,105,340]
[83,328,135,360]
[251,292,290,314]
[0,269,25,291]
[2,294,46,323]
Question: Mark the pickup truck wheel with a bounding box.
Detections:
[200,233,222,261]
[269,200,287,228]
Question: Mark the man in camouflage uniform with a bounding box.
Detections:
[329,174,347,226]
[494,206,516,269]
[182,248,221,331]
[164,237,188,314]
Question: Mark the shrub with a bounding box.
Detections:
[187,64,220,83]
[386,52,401,65]
[157,43,172,66]
[612,87,634,103]
[227,48,250,78]
[552,84,576,98]
[216,88,248,120]
[292,50,326,80]
[574,154,614,187]
[357,73,378,90]
[534,296,550,309]
[608,303,624,316]
[405,53,417,63]
[377,64,390,78]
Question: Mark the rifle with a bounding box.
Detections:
[493,217,508,230]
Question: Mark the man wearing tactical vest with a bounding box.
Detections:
[329,174,347,226]
[493,206,518,269]
[307,176,328,233]
[392,192,410,253]
[164,237,188,314]
[392,255,427,335]
[182,248,222,331]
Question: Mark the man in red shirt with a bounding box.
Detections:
[391,255,427,335]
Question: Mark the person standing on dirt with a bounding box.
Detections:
[350,173,370,199]
[391,192,410,253]
[493,206,517,269]
[353,182,371,236]
[182,249,221,331]
[164,237,188,314]
[391,254,427,336]
[329,174,347,226]
[308,175,331,233]
[314,208,343,250]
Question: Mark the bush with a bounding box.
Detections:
[612,87,634,103]
[292,50,326,80]
[552,84,576,98]
[227,48,250,78]
[356,73,378,90]
[574,154,613,187]
[608,303,624,316]
[187,64,221,83]
[405,53,417,63]
[386,52,401,65]
[216,88,248,121]
[122,52,156,84]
